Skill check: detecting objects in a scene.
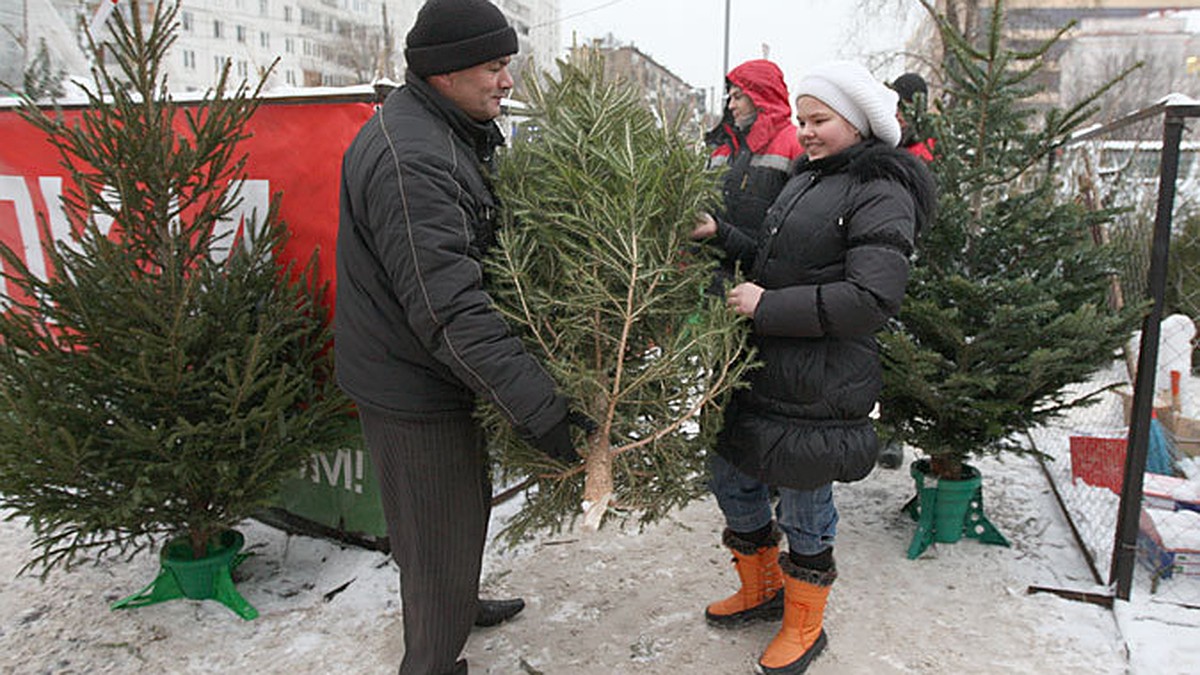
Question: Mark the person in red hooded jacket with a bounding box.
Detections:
[693,59,804,287]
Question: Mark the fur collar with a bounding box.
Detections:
[796,140,937,236]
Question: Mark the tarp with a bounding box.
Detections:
[0,92,375,304]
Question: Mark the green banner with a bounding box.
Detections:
[268,416,389,547]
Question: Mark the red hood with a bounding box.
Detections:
[727,59,792,121]
[725,59,795,153]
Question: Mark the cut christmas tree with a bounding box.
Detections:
[486,56,754,538]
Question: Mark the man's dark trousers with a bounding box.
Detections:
[360,406,490,675]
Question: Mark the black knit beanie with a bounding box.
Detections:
[405,0,519,77]
[890,73,928,105]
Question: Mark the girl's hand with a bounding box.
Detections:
[727,282,764,317]
[691,212,717,240]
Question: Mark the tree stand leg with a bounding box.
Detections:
[904,486,939,560]
[962,486,1009,547]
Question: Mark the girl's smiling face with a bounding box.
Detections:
[795,96,862,160]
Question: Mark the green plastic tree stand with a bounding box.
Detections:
[111,529,258,620]
[903,458,1009,559]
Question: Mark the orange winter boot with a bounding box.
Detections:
[758,554,836,674]
[705,526,784,627]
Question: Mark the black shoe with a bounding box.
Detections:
[474,597,525,627]
[877,441,903,469]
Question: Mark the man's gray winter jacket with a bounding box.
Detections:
[335,74,566,441]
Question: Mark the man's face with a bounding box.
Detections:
[727,85,756,127]
[428,56,514,122]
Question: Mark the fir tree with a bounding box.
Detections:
[0,0,351,573]
[22,38,67,101]
[486,57,754,538]
[879,0,1143,479]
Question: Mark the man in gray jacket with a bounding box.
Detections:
[336,1,578,672]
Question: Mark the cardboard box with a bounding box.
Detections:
[1143,473,1200,513]
[1113,386,1200,458]
[1115,387,1172,427]
[1162,411,1200,458]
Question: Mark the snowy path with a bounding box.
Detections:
[1,451,1195,674]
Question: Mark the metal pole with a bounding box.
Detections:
[723,0,731,78]
[1109,109,1185,601]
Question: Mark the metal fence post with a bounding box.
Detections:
[1109,108,1187,600]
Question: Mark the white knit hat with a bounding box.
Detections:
[793,61,901,147]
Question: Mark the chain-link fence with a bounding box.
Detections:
[1035,97,1200,609]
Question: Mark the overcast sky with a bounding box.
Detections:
[555,0,922,112]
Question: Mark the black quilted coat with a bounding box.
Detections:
[716,139,937,489]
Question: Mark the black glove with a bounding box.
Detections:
[568,410,599,436]
[532,417,579,464]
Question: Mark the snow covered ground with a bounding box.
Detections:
[1,447,1198,674]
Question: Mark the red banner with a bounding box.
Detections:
[0,95,376,305]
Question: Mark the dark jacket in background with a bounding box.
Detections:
[336,72,566,441]
[717,140,937,489]
[706,60,804,277]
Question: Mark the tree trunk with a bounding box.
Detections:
[189,528,211,560]
[581,434,613,530]
[930,454,965,481]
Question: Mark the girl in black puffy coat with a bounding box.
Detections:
[701,61,936,675]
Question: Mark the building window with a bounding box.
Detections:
[182,50,195,69]
[237,60,248,78]
[284,6,292,22]
[285,37,294,54]
[214,55,225,75]
[260,0,269,16]
[236,25,246,43]
[181,11,193,32]
[260,32,270,49]
[286,70,295,85]
[213,20,223,39]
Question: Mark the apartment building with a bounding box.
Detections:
[156,0,394,90]
[1002,1,1200,113]
[568,36,706,126]
[497,0,559,83]
[915,1,1200,117]
[3,0,559,94]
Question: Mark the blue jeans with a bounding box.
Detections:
[709,453,837,555]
